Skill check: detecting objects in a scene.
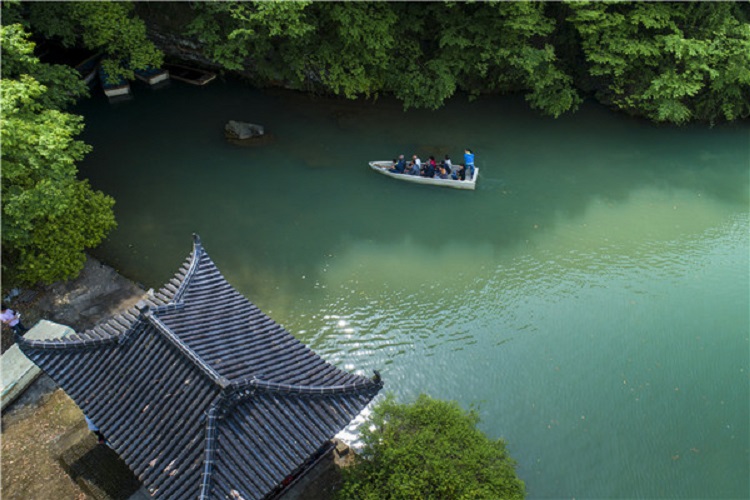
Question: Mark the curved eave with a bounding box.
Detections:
[15,315,141,351]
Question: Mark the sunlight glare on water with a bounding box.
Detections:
[75,79,749,498]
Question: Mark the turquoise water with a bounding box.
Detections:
[75,79,749,498]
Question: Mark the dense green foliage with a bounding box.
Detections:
[1,24,116,286]
[567,1,750,124]
[336,394,525,500]
[183,1,581,114]
[177,1,748,123]
[5,1,162,84]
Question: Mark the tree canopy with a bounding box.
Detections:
[6,1,748,123]
[336,394,525,500]
[567,1,750,124]
[1,24,116,286]
[176,1,749,123]
[5,0,163,84]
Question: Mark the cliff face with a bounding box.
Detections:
[136,4,316,92]
[132,3,216,70]
[147,29,217,68]
[136,4,257,81]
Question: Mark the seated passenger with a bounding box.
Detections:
[456,165,466,181]
[408,155,421,175]
[438,166,448,179]
[423,156,436,178]
[442,155,453,175]
[389,154,406,173]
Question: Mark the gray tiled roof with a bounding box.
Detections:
[17,235,382,499]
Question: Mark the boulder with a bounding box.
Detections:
[225,120,264,140]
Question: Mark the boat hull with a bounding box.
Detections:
[135,69,169,85]
[75,53,102,87]
[103,84,131,98]
[98,65,131,99]
[368,161,478,190]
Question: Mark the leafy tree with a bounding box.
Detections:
[186,1,314,82]
[187,1,397,100]
[305,2,398,100]
[185,1,578,115]
[1,24,116,286]
[567,1,750,124]
[20,1,163,85]
[337,394,525,500]
[436,2,580,116]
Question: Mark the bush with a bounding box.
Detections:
[337,394,525,500]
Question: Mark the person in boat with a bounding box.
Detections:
[389,154,406,174]
[438,166,449,179]
[441,155,453,176]
[456,164,466,181]
[464,148,475,180]
[408,155,421,175]
[423,156,437,178]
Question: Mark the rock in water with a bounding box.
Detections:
[225,121,264,140]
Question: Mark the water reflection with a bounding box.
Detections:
[75,80,749,499]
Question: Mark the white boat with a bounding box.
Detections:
[368,161,478,190]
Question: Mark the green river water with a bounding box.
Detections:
[75,78,749,499]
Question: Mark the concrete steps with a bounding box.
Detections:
[1,320,73,411]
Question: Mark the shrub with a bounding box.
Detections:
[337,394,525,500]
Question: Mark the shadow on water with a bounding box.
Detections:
[75,78,749,292]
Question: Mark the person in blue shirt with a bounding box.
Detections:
[463,149,475,180]
[389,154,406,173]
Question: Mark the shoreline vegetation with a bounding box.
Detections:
[4,2,750,125]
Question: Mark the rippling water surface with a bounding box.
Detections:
[76,79,749,498]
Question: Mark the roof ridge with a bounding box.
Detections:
[231,372,383,396]
[139,302,230,389]
[172,233,203,302]
[194,370,382,498]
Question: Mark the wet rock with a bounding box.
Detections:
[225,120,264,140]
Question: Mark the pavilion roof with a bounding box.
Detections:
[17,235,382,499]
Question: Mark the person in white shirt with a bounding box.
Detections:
[408,155,421,175]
